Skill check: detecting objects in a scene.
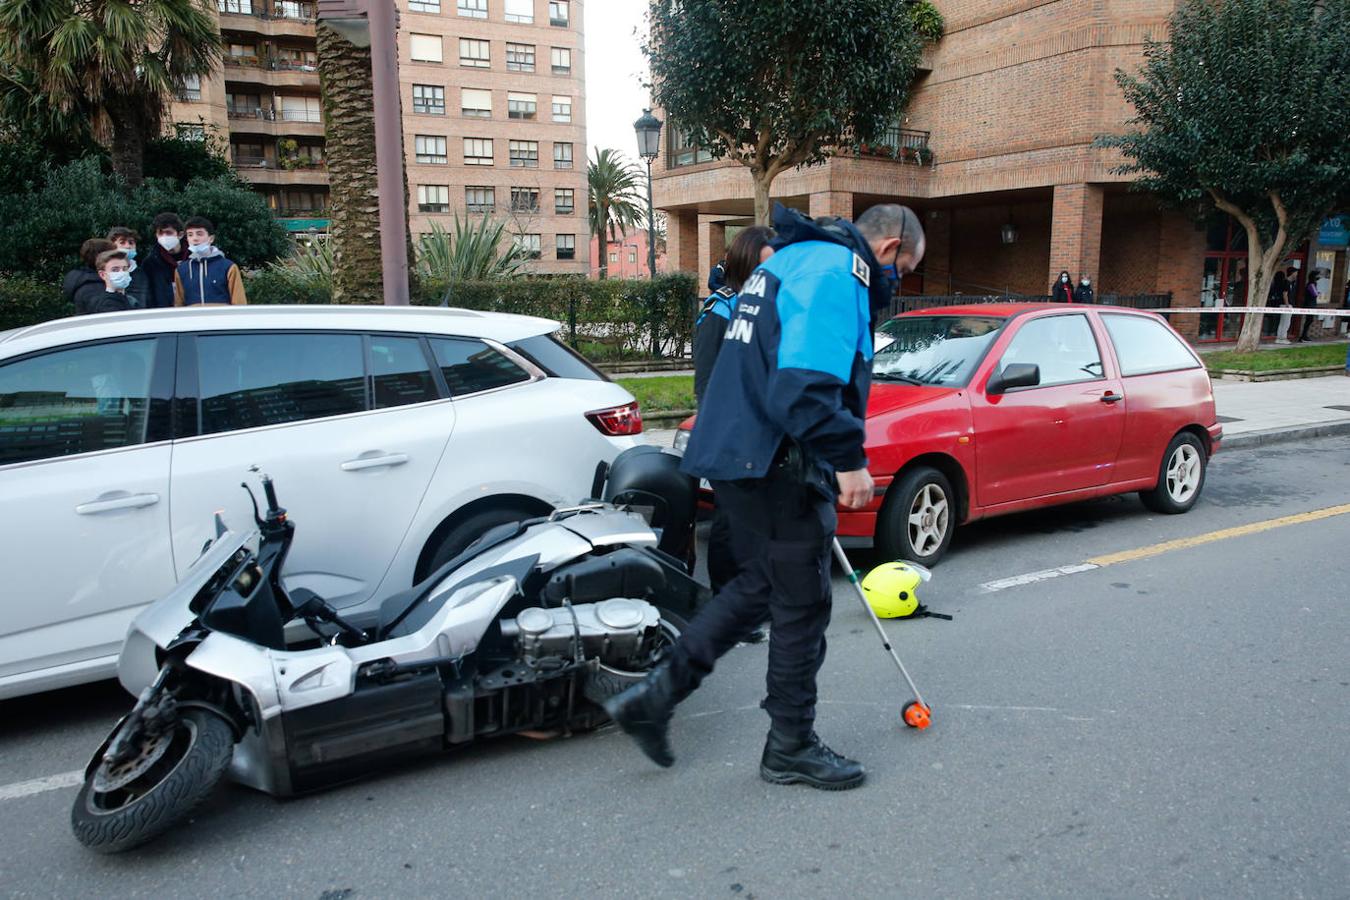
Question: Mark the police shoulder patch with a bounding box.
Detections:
[715,286,735,298]
[852,253,870,287]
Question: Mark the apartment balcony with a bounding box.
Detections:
[233,157,328,186]
[857,127,934,166]
[226,107,324,138]
[225,61,319,92]
[217,4,316,39]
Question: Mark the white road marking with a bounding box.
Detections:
[0,769,83,802]
[978,564,1100,594]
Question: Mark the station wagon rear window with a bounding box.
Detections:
[873,316,1005,387]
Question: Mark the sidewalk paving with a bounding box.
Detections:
[639,374,1350,451]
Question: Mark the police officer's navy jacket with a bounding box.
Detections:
[692,286,736,404]
[682,205,892,498]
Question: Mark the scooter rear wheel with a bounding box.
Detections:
[71,708,235,853]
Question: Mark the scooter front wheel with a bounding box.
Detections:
[72,708,235,853]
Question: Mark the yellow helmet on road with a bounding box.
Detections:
[861,561,932,618]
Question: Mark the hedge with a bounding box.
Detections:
[2,272,700,362]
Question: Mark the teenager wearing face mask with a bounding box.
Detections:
[1073,274,1095,304]
[1051,270,1074,303]
[63,238,116,315]
[105,227,151,309]
[141,213,189,309]
[83,250,134,314]
[173,216,248,306]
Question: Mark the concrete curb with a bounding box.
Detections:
[1222,419,1350,451]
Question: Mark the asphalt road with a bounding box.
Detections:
[2,436,1348,898]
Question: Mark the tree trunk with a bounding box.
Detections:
[596,200,610,279]
[1236,244,1277,352]
[317,22,386,305]
[752,172,772,226]
[110,117,145,188]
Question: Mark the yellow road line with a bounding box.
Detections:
[1086,503,1350,568]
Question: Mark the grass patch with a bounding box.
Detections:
[615,375,696,413]
[1204,342,1348,373]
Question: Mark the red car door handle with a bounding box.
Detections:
[1100,393,1124,404]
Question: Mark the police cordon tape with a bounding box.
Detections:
[1147,306,1350,318]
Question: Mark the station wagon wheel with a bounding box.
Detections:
[1141,432,1207,515]
[876,466,956,566]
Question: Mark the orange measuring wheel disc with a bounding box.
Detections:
[902,701,932,730]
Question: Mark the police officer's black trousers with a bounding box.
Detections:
[665,476,836,740]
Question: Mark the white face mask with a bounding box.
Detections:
[108,270,132,291]
[1081,279,1090,286]
[1061,275,1070,283]
[157,234,181,252]
[189,241,212,257]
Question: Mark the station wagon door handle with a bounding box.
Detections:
[340,453,410,472]
[1100,392,1124,404]
[75,493,161,515]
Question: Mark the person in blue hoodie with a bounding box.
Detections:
[173,217,248,306]
[607,202,926,790]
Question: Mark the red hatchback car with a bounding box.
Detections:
[677,304,1222,565]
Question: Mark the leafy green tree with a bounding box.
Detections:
[0,0,220,187]
[143,134,233,187]
[1100,0,1350,352]
[588,148,645,280]
[644,0,923,225]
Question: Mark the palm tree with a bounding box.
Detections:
[415,216,531,285]
[588,148,645,280]
[0,0,220,186]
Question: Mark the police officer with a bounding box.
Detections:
[693,226,776,603]
[606,203,926,790]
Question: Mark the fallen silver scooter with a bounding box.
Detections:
[72,447,705,853]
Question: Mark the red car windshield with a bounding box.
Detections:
[873,315,1006,387]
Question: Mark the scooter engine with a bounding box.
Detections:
[500,598,662,668]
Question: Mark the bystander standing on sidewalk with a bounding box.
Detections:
[142,213,189,309]
[83,250,134,314]
[1276,267,1298,343]
[1297,269,1320,342]
[1051,270,1073,302]
[62,238,115,315]
[173,217,248,306]
[1073,274,1095,304]
[105,227,150,309]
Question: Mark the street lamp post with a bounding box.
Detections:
[634,109,663,280]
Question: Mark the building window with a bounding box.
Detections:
[176,123,207,142]
[275,46,318,70]
[457,0,486,17]
[412,83,445,115]
[551,47,571,75]
[465,186,495,214]
[549,0,568,26]
[510,187,540,212]
[556,234,576,260]
[609,252,618,264]
[414,135,448,164]
[226,92,262,116]
[459,38,490,68]
[410,33,443,63]
[628,250,637,264]
[408,0,439,12]
[669,126,714,167]
[273,1,313,20]
[461,88,492,118]
[231,141,266,166]
[507,92,537,120]
[553,142,573,170]
[504,0,533,23]
[217,0,253,13]
[515,233,542,259]
[178,75,202,101]
[509,140,539,168]
[279,95,321,122]
[551,95,572,123]
[554,187,574,214]
[417,184,450,213]
[506,43,535,72]
[463,137,494,165]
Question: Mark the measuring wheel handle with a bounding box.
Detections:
[902,701,932,730]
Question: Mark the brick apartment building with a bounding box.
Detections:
[652,0,1349,343]
[170,0,589,274]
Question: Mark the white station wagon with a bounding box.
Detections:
[0,305,643,699]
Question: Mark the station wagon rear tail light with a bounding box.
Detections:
[586,401,643,436]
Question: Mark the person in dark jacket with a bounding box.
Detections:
[106,226,151,309]
[141,212,189,309]
[707,258,727,294]
[174,216,248,306]
[62,238,116,315]
[83,250,134,314]
[605,203,925,791]
[692,225,775,613]
[1073,274,1095,304]
[1297,269,1320,342]
[1051,270,1074,302]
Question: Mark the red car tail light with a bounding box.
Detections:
[586,401,643,436]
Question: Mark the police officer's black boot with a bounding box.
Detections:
[602,662,678,768]
[760,729,866,790]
